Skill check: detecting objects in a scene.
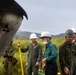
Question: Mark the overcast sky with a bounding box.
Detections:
[16,0,76,35]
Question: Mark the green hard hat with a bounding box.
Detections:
[65,29,74,37]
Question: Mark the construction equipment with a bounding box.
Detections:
[0,0,28,56]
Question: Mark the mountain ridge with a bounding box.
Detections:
[15,30,65,38]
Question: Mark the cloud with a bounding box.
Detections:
[16,0,76,34]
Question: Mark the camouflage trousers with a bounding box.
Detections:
[3,58,13,75]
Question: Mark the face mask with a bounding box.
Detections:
[43,41,48,44]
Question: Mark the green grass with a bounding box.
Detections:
[0,38,65,75]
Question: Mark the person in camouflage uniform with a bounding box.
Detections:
[18,33,42,75]
[3,41,16,75]
[59,29,76,75]
[71,28,76,44]
[70,28,76,75]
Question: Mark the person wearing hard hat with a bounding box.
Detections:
[71,28,76,44]
[59,29,76,75]
[40,31,58,75]
[71,28,76,75]
[18,33,42,75]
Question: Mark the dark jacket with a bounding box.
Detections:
[59,41,76,75]
[0,0,28,19]
[70,41,76,75]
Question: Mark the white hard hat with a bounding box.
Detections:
[71,28,76,33]
[29,33,38,39]
[40,31,51,38]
